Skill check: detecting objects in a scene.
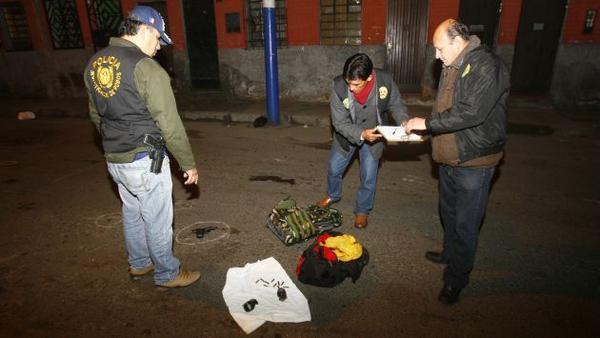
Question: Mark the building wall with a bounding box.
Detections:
[0,0,93,97]
[0,0,187,98]
[422,0,600,110]
[0,0,599,109]
[553,0,600,109]
[427,0,459,43]
[214,0,388,99]
[286,0,319,45]
[0,49,89,97]
[423,0,523,96]
[219,45,385,99]
[423,0,460,98]
[496,0,521,70]
[562,0,600,43]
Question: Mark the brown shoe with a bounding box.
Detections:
[159,269,201,288]
[129,264,154,277]
[354,214,368,228]
[316,196,334,208]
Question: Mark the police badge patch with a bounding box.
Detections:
[379,86,388,99]
[90,56,122,98]
[343,98,350,109]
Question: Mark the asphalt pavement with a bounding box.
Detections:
[0,92,599,337]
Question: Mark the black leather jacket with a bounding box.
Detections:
[426,46,510,163]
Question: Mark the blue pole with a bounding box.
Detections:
[262,0,280,126]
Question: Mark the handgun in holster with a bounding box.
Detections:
[143,134,166,174]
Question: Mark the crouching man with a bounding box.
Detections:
[316,53,409,228]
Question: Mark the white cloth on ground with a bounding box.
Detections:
[222,256,311,334]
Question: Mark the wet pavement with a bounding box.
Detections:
[0,92,599,337]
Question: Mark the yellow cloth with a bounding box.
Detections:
[321,235,363,262]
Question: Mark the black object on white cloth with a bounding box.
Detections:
[243,299,258,312]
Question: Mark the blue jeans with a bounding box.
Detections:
[107,155,180,285]
[326,144,379,215]
[438,165,495,289]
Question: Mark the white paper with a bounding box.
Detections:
[376,125,423,142]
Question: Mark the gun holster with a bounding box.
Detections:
[142,134,166,174]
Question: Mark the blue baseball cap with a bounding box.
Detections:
[128,5,172,46]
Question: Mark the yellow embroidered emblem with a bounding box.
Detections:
[342,98,350,109]
[90,55,122,98]
[462,64,471,78]
[379,86,388,99]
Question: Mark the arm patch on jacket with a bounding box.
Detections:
[462,63,471,78]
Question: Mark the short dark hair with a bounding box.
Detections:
[343,53,373,81]
[118,18,144,37]
[447,20,470,41]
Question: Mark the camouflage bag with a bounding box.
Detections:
[267,197,343,245]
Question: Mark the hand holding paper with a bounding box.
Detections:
[361,128,383,142]
[375,125,423,142]
[404,117,427,134]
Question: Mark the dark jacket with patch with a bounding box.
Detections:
[330,69,408,160]
[426,40,509,166]
[85,38,196,170]
[85,40,161,154]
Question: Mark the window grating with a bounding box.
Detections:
[85,0,123,50]
[43,0,84,49]
[320,0,361,45]
[0,2,33,51]
[247,0,287,48]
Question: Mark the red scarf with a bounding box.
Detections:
[352,72,375,105]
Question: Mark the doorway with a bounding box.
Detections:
[510,0,567,93]
[385,0,429,92]
[182,0,220,88]
[458,0,501,48]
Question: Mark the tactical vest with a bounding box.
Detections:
[85,45,161,154]
[332,69,394,151]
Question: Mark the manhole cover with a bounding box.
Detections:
[175,221,230,245]
[95,212,122,229]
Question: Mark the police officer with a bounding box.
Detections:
[316,53,409,228]
[84,6,200,288]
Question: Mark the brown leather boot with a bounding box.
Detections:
[316,197,334,208]
[129,264,154,277]
[158,269,201,288]
[354,214,368,228]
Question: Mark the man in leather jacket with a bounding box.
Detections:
[405,19,510,304]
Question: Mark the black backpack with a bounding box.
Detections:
[295,232,369,287]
